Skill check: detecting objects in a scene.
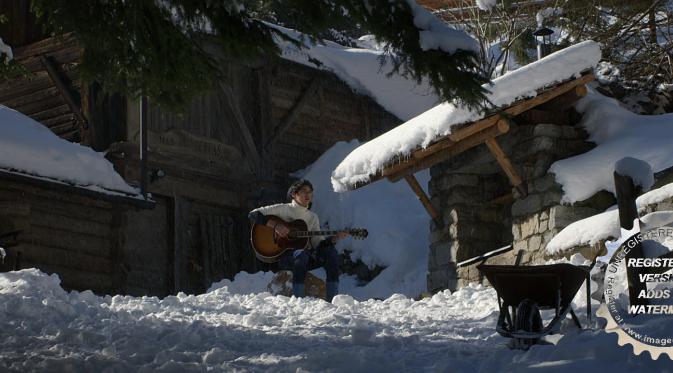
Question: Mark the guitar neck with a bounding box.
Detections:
[292,230,343,238]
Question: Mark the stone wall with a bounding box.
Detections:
[427,120,614,292]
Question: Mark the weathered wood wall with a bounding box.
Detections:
[0,177,124,294]
[0,31,401,296]
[0,34,83,142]
[112,57,401,295]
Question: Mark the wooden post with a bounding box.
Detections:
[614,171,648,306]
[403,174,442,227]
[40,55,89,134]
[484,134,526,197]
[140,96,148,200]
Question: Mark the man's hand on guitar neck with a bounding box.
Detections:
[331,231,349,244]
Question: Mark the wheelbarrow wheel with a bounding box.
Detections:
[514,299,542,349]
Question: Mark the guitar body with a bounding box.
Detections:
[251,215,310,263]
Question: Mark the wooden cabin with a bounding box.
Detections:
[0,3,400,296]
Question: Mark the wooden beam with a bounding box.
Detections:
[490,193,514,205]
[219,83,261,174]
[407,73,594,163]
[264,78,321,150]
[40,55,89,136]
[501,73,594,117]
[403,174,441,224]
[538,84,589,112]
[387,119,511,182]
[484,136,525,197]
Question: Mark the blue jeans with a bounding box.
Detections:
[278,242,339,285]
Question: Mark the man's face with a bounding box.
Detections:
[292,186,313,207]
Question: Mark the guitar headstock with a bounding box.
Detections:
[348,228,368,239]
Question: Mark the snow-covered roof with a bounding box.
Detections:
[550,89,673,204]
[270,4,480,122]
[331,40,601,193]
[547,182,673,254]
[0,105,138,196]
[271,23,443,121]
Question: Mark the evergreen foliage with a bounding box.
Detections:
[28,0,488,112]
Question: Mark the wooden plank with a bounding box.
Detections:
[200,214,212,290]
[18,48,82,73]
[29,104,72,122]
[0,70,78,102]
[30,212,112,238]
[484,136,522,187]
[12,94,70,118]
[538,84,589,112]
[0,183,116,215]
[173,195,184,293]
[383,119,510,180]
[13,33,79,59]
[19,244,114,274]
[20,260,113,293]
[387,120,511,182]
[41,113,76,127]
[404,174,441,224]
[219,83,261,173]
[2,85,63,109]
[264,78,321,150]
[29,225,112,257]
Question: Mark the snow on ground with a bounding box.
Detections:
[550,89,673,204]
[0,105,137,195]
[2,268,671,371]
[271,23,440,121]
[223,140,431,301]
[331,40,601,192]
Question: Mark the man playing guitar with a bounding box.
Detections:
[248,179,348,301]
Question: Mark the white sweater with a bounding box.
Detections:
[250,200,323,248]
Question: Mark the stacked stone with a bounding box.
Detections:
[427,156,513,292]
[509,123,610,264]
[427,121,608,292]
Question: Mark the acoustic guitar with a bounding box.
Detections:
[251,215,368,263]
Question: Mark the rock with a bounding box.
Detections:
[267,270,326,300]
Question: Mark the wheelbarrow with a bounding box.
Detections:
[477,263,592,348]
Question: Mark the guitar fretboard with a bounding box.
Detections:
[291,230,343,238]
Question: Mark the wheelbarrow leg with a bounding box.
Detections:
[569,308,582,329]
[586,272,591,327]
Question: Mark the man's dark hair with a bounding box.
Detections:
[287,179,313,201]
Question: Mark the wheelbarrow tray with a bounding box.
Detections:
[478,263,590,340]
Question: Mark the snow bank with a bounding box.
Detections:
[550,90,673,204]
[547,182,673,254]
[214,140,429,300]
[332,40,601,192]
[0,105,136,195]
[2,268,671,371]
[296,140,430,300]
[271,23,440,121]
